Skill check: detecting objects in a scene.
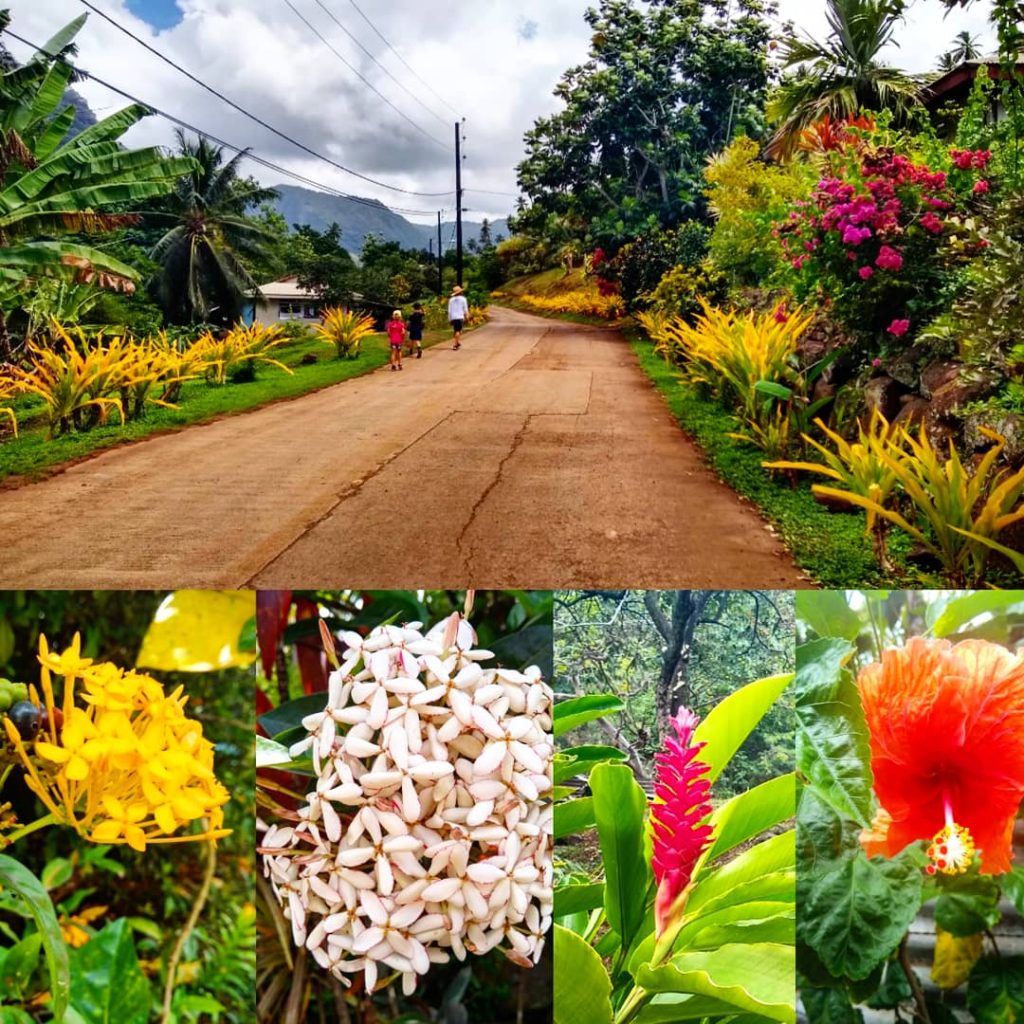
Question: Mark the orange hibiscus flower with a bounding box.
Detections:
[859,636,1024,874]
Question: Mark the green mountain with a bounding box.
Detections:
[271,184,510,255]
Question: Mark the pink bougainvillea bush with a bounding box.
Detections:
[773,128,993,356]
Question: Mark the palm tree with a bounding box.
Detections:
[938,29,983,71]
[148,131,278,325]
[0,12,194,353]
[767,0,922,158]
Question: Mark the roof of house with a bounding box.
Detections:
[924,52,1024,105]
[254,276,320,301]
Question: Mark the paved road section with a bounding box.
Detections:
[0,306,805,588]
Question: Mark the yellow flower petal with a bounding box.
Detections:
[65,755,90,782]
[124,825,147,853]
[126,803,148,824]
[101,795,124,820]
[35,742,71,764]
[91,820,123,843]
[154,804,176,834]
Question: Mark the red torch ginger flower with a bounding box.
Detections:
[651,708,714,933]
[859,637,1024,874]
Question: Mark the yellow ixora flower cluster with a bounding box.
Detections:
[4,634,230,852]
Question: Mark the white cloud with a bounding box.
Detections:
[6,0,998,224]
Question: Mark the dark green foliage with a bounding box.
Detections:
[515,0,776,248]
[611,223,710,308]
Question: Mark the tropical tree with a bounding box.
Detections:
[515,0,776,248]
[937,29,983,70]
[767,0,922,157]
[0,11,194,354]
[147,131,277,325]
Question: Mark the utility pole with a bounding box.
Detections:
[437,210,443,295]
[454,120,464,287]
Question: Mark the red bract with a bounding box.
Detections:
[859,637,1024,874]
[651,707,714,933]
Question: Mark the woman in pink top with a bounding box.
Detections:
[386,310,407,371]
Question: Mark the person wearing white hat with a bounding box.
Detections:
[447,285,469,350]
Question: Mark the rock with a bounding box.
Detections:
[920,360,963,400]
[928,368,999,419]
[887,345,929,389]
[962,409,1024,466]
[864,375,907,421]
[893,395,931,428]
[812,379,836,405]
[300,352,318,365]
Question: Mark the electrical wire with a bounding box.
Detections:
[75,0,452,195]
[280,0,449,152]
[345,0,461,119]
[311,0,451,130]
[3,27,446,219]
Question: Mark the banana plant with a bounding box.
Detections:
[554,675,796,1024]
[0,12,194,319]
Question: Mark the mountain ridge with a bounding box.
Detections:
[270,184,510,255]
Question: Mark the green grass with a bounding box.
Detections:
[629,330,928,588]
[0,327,452,481]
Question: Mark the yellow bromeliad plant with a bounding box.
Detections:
[313,307,377,359]
[517,290,625,319]
[0,377,19,438]
[3,634,230,852]
[765,410,906,569]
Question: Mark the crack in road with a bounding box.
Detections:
[454,413,535,578]
[243,410,461,585]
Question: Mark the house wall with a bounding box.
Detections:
[253,298,323,327]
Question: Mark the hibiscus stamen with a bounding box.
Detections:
[925,794,975,876]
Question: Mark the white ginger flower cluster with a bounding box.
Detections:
[261,612,554,995]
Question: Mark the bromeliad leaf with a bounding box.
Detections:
[636,942,796,1024]
[0,854,69,1022]
[693,673,793,783]
[553,694,624,738]
[553,925,613,1024]
[591,763,649,949]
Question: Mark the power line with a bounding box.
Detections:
[345,0,461,119]
[2,27,444,219]
[310,0,450,130]
[280,0,449,152]
[74,0,451,197]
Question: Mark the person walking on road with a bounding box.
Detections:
[408,302,425,358]
[386,310,407,371]
[448,285,469,350]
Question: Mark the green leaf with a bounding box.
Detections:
[1001,866,1024,916]
[931,592,1024,638]
[797,592,863,641]
[801,987,865,1024]
[796,787,861,874]
[591,763,649,949]
[554,883,605,917]
[635,992,750,1022]
[677,901,794,950]
[693,674,793,784]
[2,933,41,993]
[796,644,873,828]
[41,857,73,891]
[552,925,613,1024]
[967,957,1024,1024]
[69,918,151,1024]
[636,943,795,1024]
[553,694,624,738]
[553,745,627,785]
[554,797,595,839]
[705,773,796,863]
[689,831,795,917]
[797,850,923,981]
[754,379,794,400]
[794,639,855,707]
[0,854,69,1021]
[934,873,1001,937]
[257,693,327,737]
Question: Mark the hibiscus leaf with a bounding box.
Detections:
[796,592,863,642]
[800,987,864,1024]
[934,873,1001,937]
[967,957,1024,1024]
[797,848,924,981]
[796,650,873,829]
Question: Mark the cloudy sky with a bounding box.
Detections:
[7,0,996,223]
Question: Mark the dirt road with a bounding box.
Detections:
[0,306,805,588]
